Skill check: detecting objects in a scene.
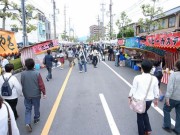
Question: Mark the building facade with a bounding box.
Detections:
[0,8,51,44]
[136,6,180,36]
[89,24,106,40]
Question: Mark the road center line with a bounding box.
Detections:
[99,93,121,135]
[102,61,175,126]
[41,67,73,135]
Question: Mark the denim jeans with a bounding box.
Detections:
[78,61,87,72]
[115,55,119,66]
[46,67,52,79]
[163,99,180,133]
[137,101,152,135]
[24,97,41,125]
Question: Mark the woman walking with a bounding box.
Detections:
[128,60,159,135]
[0,64,22,120]
[0,96,20,135]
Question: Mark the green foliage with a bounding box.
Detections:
[116,11,132,38]
[9,58,22,70]
[138,0,164,33]
[0,0,37,33]
[117,27,134,38]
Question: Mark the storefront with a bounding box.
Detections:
[142,32,180,84]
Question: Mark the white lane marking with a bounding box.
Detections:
[102,61,176,126]
[99,93,121,135]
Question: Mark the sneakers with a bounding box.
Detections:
[26,124,32,132]
[162,126,172,132]
[46,77,49,81]
[172,129,180,135]
[34,118,40,124]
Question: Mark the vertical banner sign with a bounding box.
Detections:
[0,30,18,56]
[118,38,125,46]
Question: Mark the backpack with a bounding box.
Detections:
[154,67,163,80]
[1,75,14,96]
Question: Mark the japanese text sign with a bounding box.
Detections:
[32,40,59,54]
[0,30,18,56]
[146,32,180,48]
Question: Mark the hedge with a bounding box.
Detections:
[9,58,23,71]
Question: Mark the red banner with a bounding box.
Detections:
[118,39,125,46]
[32,40,58,54]
[145,32,180,48]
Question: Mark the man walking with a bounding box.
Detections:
[21,58,46,132]
[43,50,57,81]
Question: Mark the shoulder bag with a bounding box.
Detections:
[129,76,153,114]
[4,102,12,135]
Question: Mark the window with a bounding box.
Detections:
[161,20,165,28]
[168,16,176,28]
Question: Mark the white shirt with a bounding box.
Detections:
[0,102,20,135]
[1,59,9,68]
[129,73,159,100]
[0,73,22,100]
[91,50,98,56]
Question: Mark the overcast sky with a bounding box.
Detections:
[25,0,179,37]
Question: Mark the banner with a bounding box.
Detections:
[125,37,141,48]
[146,32,180,48]
[32,40,59,54]
[140,45,165,56]
[118,38,125,46]
[0,30,18,56]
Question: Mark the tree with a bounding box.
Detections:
[0,0,13,29]
[106,22,116,40]
[138,0,164,34]
[116,11,132,38]
[10,2,38,33]
[0,0,37,33]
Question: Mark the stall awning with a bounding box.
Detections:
[144,32,180,52]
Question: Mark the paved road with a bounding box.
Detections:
[15,60,176,135]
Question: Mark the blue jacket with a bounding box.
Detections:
[44,54,55,68]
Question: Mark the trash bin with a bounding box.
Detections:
[35,64,40,70]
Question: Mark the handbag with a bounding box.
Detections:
[4,102,12,135]
[129,76,153,114]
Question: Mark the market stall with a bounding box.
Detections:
[20,39,59,68]
[142,32,180,84]
[123,37,165,70]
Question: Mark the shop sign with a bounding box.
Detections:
[118,38,125,46]
[140,45,165,56]
[125,37,141,48]
[146,32,180,48]
[0,30,18,56]
[32,40,58,54]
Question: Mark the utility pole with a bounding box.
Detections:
[109,0,112,40]
[21,0,28,47]
[69,17,71,38]
[63,5,67,41]
[52,0,56,39]
[97,15,100,41]
[100,3,105,39]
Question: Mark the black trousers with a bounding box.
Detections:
[92,56,98,67]
[5,98,18,119]
[137,101,152,135]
